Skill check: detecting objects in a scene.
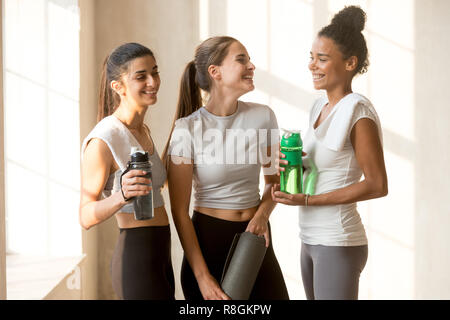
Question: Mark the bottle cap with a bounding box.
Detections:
[280,129,302,148]
[281,129,301,139]
[130,147,148,162]
[130,147,144,155]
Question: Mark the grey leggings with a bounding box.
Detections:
[300,242,368,300]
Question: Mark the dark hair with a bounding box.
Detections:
[97,42,154,122]
[162,36,237,167]
[318,5,369,75]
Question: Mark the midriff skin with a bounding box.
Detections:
[194,206,258,222]
[115,206,169,229]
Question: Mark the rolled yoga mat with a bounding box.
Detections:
[220,232,267,300]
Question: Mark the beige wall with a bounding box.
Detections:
[0,0,7,301]
[202,0,450,300]
[79,0,99,300]
[77,0,450,300]
[79,0,199,299]
[44,261,83,300]
[414,0,450,299]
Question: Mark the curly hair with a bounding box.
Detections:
[319,6,369,75]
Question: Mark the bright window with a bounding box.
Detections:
[3,0,81,299]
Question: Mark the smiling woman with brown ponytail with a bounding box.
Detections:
[163,36,289,300]
[79,43,174,300]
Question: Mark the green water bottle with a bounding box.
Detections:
[280,130,303,194]
[303,158,317,195]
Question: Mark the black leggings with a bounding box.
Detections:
[181,211,289,300]
[111,225,175,300]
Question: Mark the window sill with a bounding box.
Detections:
[6,253,85,300]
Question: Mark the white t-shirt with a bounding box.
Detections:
[168,100,279,210]
[299,93,382,246]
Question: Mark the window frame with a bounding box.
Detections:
[1,0,7,301]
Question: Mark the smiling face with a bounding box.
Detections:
[213,41,255,96]
[309,36,356,92]
[112,55,160,107]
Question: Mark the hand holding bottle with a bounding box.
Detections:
[120,169,152,202]
[279,130,303,194]
[276,150,307,175]
[271,183,309,206]
[120,149,155,220]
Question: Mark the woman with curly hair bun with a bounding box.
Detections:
[272,6,388,300]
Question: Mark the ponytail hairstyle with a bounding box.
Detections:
[318,5,369,75]
[97,42,154,122]
[162,36,237,167]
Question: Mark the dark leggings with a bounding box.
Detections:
[111,225,175,300]
[181,211,289,300]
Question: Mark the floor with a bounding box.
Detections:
[6,253,83,300]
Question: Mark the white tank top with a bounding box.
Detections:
[299,93,382,246]
[81,115,166,212]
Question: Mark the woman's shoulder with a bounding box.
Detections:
[90,115,120,131]
[339,93,378,120]
[174,109,203,128]
[87,116,124,142]
[343,93,374,109]
[238,100,276,120]
[238,101,278,130]
[82,116,128,156]
[239,100,272,112]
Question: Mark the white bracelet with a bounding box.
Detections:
[305,194,309,207]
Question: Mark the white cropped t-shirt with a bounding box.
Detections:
[300,93,382,246]
[168,101,279,210]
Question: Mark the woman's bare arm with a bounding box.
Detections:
[272,118,388,206]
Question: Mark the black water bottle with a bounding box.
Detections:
[120,148,154,220]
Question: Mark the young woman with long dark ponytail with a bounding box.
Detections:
[80,43,174,300]
[272,6,388,300]
[163,36,289,300]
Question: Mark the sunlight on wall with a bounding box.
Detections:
[328,0,367,15]
[359,0,416,300]
[199,0,209,41]
[226,0,269,71]
[201,0,418,299]
[223,0,321,300]
[4,0,81,257]
[269,0,314,92]
[369,37,414,141]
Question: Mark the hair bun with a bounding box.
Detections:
[331,5,366,33]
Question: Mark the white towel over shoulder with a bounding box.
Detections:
[312,93,382,152]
